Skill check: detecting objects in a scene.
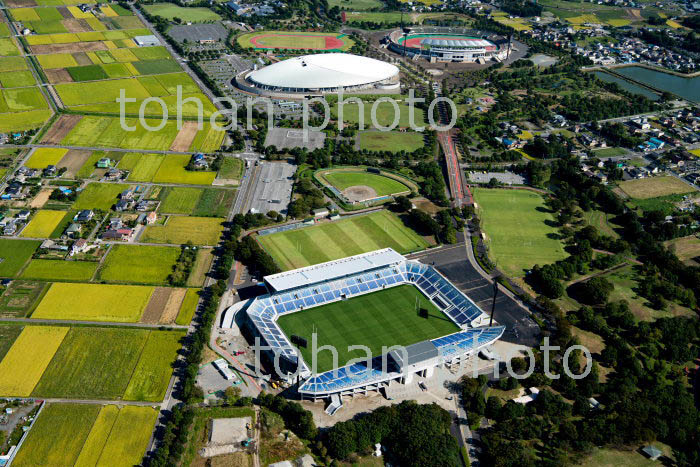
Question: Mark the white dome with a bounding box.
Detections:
[248,53,399,90]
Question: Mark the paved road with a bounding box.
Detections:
[0,317,189,329]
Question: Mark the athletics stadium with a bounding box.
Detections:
[243,248,504,401]
[386,27,509,64]
[234,53,400,97]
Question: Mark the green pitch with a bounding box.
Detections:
[321,170,411,197]
[473,188,567,278]
[258,210,428,270]
[276,285,459,373]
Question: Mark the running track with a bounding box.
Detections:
[438,130,472,206]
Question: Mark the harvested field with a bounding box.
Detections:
[160,287,186,324]
[44,68,73,84]
[62,18,91,33]
[29,188,53,208]
[141,287,171,324]
[169,121,199,151]
[187,248,213,286]
[42,113,81,144]
[56,149,92,176]
[31,41,107,54]
[72,51,92,65]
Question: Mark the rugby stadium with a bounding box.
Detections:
[386,27,509,63]
[243,249,504,400]
[235,53,400,97]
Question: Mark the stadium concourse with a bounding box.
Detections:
[239,249,505,400]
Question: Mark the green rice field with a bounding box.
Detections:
[473,188,567,278]
[72,182,128,210]
[0,239,41,277]
[99,244,180,285]
[277,284,458,373]
[20,259,98,281]
[141,216,224,246]
[258,210,428,270]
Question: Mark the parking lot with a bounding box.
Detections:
[264,127,326,151]
[248,161,296,215]
[468,171,525,185]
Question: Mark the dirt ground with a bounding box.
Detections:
[45,68,73,84]
[626,8,643,20]
[170,121,200,152]
[57,6,71,19]
[141,287,172,324]
[73,52,92,66]
[343,185,377,202]
[29,188,53,208]
[57,149,92,177]
[32,41,108,55]
[42,114,82,144]
[160,287,187,324]
[412,197,442,215]
[3,0,36,6]
[63,18,92,33]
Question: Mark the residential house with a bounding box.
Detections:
[97,158,112,169]
[146,211,157,224]
[76,209,94,222]
[17,210,30,221]
[66,223,82,237]
[70,238,88,256]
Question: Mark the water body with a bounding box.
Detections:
[592,71,660,101]
[615,66,700,103]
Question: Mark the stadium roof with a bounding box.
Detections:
[421,38,493,48]
[248,53,399,89]
[264,248,405,292]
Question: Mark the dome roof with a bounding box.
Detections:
[248,53,398,89]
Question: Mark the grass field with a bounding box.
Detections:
[99,244,180,285]
[20,259,98,281]
[73,182,127,210]
[665,235,700,266]
[11,403,100,467]
[277,284,459,373]
[619,176,695,199]
[328,0,383,10]
[32,282,153,322]
[175,288,200,325]
[159,186,203,214]
[217,156,243,179]
[0,239,40,277]
[0,326,69,396]
[143,3,221,21]
[580,444,673,467]
[332,101,425,128]
[322,170,410,197]
[582,209,620,239]
[359,131,424,153]
[19,209,67,238]
[473,188,567,278]
[25,147,67,169]
[592,147,627,157]
[141,216,224,245]
[193,188,236,217]
[258,210,428,270]
[123,330,183,401]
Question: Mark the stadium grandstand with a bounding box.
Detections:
[234,53,400,97]
[243,248,505,399]
[385,27,510,64]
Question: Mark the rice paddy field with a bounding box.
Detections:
[175,288,200,325]
[141,216,224,245]
[123,153,216,184]
[0,239,41,277]
[258,210,428,270]
[72,182,128,210]
[278,284,458,373]
[31,282,154,322]
[19,209,68,238]
[0,325,183,399]
[99,244,180,285]
[12,403,158,467]
[157,186,236,216]
[473,188,567,278]
[24,147,68,169]
[20,259,98,281]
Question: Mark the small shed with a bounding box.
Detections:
[641,445,662,461]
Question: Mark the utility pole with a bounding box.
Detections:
[489,275,500,327]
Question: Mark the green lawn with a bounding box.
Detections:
[99,244,180,285]
[0,239,40,277]
[473,188,567,278]
[322,170,411,197]
[20,259,97,281]
[143,3,221,21]
[332,101,424,129]
[258,210,428,270]
[359,131,425,153]
[73,183,128,210]
[277,285,459,373]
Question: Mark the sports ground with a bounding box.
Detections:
[277,285,459,373]
[257,210,428,270]
[318,168,413,200]
[237,30,353,51]
[473,188,567,278]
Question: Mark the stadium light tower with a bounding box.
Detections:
[489,274,500,327]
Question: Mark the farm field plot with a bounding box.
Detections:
[126,153,164,181]
[277,284,459,373]
[0,281,47,318]
[31,282,153,322]
[159,186,202,213]
[141,216,224,245]
[175,287,200,324]
[143,3,221,21]
[665,235,700,266]
[473,188,567,278]
[152,154,217,185]
[74,405,120,467]
[93,406,159,465]
[258,210,428,270]
[619,176,695,199]
[0,87,48,112]
[322,170,410,197]
[123,330,183,401]
[99,244,180,285]
[192,188,236,217]
[217,156,243,180]
[332,101,424,128]
[0,37,20,56]
[0,325,23,362]
[187,248,211,287]
[19,209,67,238]
[20,259,97,281]
[359,130,424,153]
[11,403,100,467]
[0,109,52,133]
[0,239,40,277]
[0,70,36,87]
[73,182,128,210]
[0,325,68,396]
